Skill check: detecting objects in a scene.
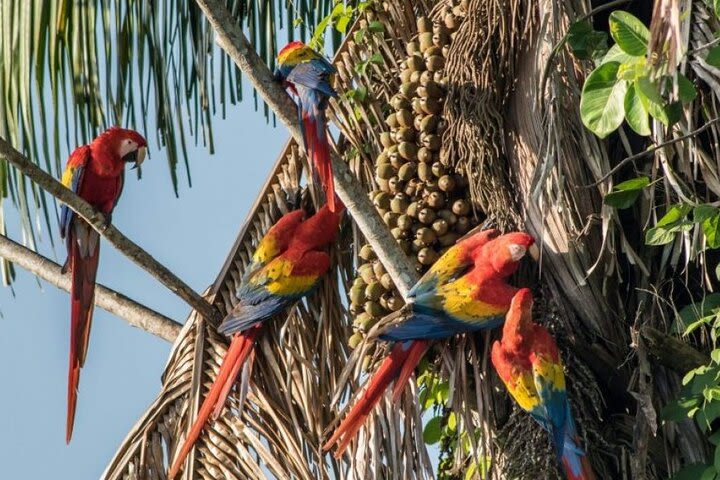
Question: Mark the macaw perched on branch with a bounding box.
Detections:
[275,41,339,212]
[60,127,147,443]
[168,204,344,479]
[491,289,595,480]
[323,230,538,457]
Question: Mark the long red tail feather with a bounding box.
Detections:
[391,340,430,403]
[323,340,426,457]
[66,240,99,444]
[168,326,259,479]
[302,114,336,212]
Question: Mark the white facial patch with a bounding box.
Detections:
[118,139,138,159]
[507,244,526,262]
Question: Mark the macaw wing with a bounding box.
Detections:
[60,145,91,240]
[287,60,337,98]
[409,229,500,302]
[220,251,329,335]
[380,303,503,341]
[240,210,306,286]
[532,348,568,456]
[409,243,474,301]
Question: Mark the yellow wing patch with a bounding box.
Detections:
[263,259,318,296]
[506,370,541,412]
[533,355,566,392]
[252,235,278,265]
[61,167,75,189]
[437,277,507,321]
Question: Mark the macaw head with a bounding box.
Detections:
[94,127,148,168]
[275,41,319,80]
[501,288,534,352]
[474,231,537,278]
[290,203,344,250]
[252,209,307,264]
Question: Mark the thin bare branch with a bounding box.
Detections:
[0,233,181,342]
[194,0,420,296]
[0,136,221,323]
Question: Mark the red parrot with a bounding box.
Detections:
[491,289,595,480]
[323,230,538,457]
[275,41,339,212]
[59,127,147,443]
[168,203,344,479]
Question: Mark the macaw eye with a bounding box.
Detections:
[507,244,526,261]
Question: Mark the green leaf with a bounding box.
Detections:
[368,21,385,33]
[662,397,700,421]
[604,176,650,208]
[700,466,718,480]
[601,44,643,66]
[617,58,647,81]
[423,416,442,444]
[637,76,671,125]
[609,11,650,56]
[646,226,676,245]
[677,74,698,103]
[710,430,720,446]
[580,62,628,138]
[716,445,720,472]
[658,204,692,227]
[624,83,651,136]
[707,46,720,67]
[677,294,720,334]
[354,28,366,43]
[670,464,713,480]
[705,214,720,249]
[447,411,457,431]
[369,53,384,64]
[566,20,608,60]
[716,262,720,282]
[464,462,477,480]
[695,205,719,223]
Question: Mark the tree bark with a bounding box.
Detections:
[0,233,181,342]
[0,136,221,323]
[194,0,420,297]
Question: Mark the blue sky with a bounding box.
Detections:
[0,94,286,478]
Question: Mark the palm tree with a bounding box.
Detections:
[2,0,719,479]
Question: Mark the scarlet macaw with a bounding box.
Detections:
[168,203,344,479]
[323,230,537,456]
[60,127,147,443]
[491,289,595,480]
[275,41,339,212]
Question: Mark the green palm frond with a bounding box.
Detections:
[0,0,347,277]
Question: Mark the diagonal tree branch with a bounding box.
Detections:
[194,0,420,297]
[0,137,221,324]
[0,233,181,341]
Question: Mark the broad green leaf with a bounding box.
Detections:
[677,74,698,103]
[705,214,720,248]
[369,53,384,64]
[368,21,384,33]
[617,58,647,81]
[637,76,671,125]
[677,294,720,334]
[716,262,720,282]
[716,446,720,473]
[580,62,628,138]
[566,20,608,60]
[465,462,477,480]
[662,397,700,421]
[708,46,720,67]
[710,431,720,446]
[695,205,719,223]
[604,176,650,208]
[609,11,650,56]
[623,83,651,135]
[670,464,712,480]
[602,44,643,66]
[645,226,676,245]
[657,204,692,227]
[700,466,718,480]
[423,416,442,444]
[447,411,457,431]
[354,28,366,43]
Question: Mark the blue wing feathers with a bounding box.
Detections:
[380,309,503,341]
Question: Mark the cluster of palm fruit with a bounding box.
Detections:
[349,9,471,352]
